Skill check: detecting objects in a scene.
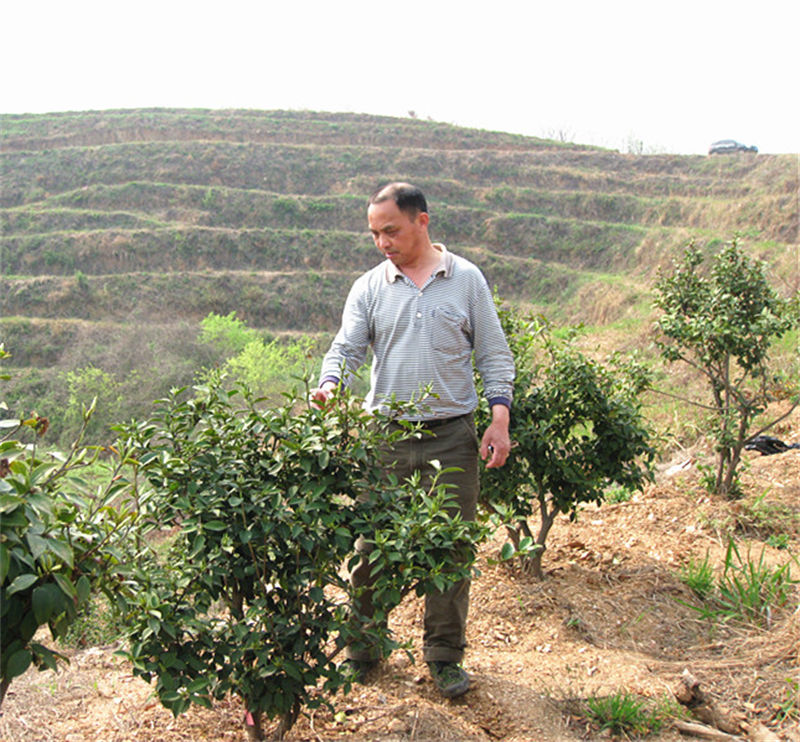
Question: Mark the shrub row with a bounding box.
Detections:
[4,139,789,208]
[0,271,358,330]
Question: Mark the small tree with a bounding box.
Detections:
[0,345,145,709]
[478,311,654,579]
[120,376,483,741]
[199,311,261,357]
[198,311,322,402]
[654,239,799,497]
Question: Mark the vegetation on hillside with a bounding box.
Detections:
[1,108,797,450]
[1,109,798,740]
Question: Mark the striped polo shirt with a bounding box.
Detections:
[319,244,515,420]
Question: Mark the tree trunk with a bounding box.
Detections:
[504,523,521,551]
[523,504,557,581]
[527,549,545,580]
[274,700,301,740]
[245,709,264,741]
[244,700,300,740]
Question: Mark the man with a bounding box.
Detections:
[312,182,514,698]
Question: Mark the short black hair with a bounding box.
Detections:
[368,182,427,217]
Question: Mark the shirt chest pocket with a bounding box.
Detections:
[432,307,471,355]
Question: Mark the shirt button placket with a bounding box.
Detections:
[413,286,423,324]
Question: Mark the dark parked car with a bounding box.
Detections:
[709,139,758,155]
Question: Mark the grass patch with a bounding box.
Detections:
[579,691,680,737]
[679,552,715,599]
[733,491,800,540]
[682,539,798,626]
[775,678,800,723]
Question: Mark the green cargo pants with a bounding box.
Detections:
[346,413,479,664]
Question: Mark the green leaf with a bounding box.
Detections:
[161,621,177,639]
[45,538,75,568]
[0,543,9,583]
[192,694,212,709]
[29,642,61,672]
[7,573,38,595]
[0,493,24,514]
[0,508,27,528]
[76,575,91,602]
[26,533,48,562]
[203,520,227,531]
[19,609,39,642]
[32,583,61,624]
[187,677,210,693]
[53,572,78,600]
[190,534,206,557]
[500,542,515,561]
[284,662,302,681]
[3,648,32,680]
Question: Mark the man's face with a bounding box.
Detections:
[367,199,429,268]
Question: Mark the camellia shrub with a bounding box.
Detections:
[119,375,484,741]
[478,309,655,579]
[0,345,145,709]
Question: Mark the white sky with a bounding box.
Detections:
[2,0,798,155]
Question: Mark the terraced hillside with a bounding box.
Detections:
[1,109,798,442]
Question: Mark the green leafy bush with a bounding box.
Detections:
[478,307,654,579]
[223,337,319,400]
[62,366,130,445]
[119,376,484,740]
[654,238,800,497]
[198,311,323,401]
[604,484,634,504]
[0,345,146,709]
[199,311,260,357]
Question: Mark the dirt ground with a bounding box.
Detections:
[2,414,799,742]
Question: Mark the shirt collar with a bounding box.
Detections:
[385,243,453,283]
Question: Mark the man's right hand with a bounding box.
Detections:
[310,381,337,409]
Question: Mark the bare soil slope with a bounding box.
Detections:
[2,408,799,742]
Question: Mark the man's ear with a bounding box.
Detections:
[416,211,430,228]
